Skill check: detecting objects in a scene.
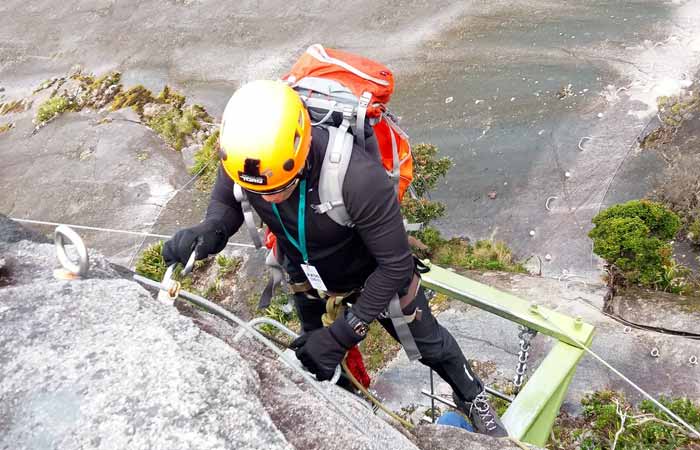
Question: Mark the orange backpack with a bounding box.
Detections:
[282,44,414,225]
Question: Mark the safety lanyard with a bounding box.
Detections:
[271,179,308,263]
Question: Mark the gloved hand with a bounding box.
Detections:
[289,315,364,381]
[162,220,228,266]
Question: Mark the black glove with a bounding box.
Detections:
[162,220,228,266]
[289,315,364,381]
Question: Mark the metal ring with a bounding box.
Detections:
[623,326,632,333]
[54,225,89,277]
[578,137,592,151]
[690,355,698,366]
[545,196,558,211]
[650,347,660,358]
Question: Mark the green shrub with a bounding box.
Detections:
[400,143,451,242]
[589,200,683,289]
[593,200,681,241]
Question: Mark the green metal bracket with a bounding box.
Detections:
[420,260,595,447]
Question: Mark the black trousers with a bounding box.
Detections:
[293,286,484,402]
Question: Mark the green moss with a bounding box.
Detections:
[111,85,156,116]
[191,130,221,191]
[430,236,525,273]
[157,85,185,109]
[36,96,73,123]
[147,106,201,151]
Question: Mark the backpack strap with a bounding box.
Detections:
[312,118,355,227]
[355,91,372,151]
[233,183,263,248]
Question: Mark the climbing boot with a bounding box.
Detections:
[452,390,509,437]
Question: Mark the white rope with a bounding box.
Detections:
[9,218,255,248]
[534,308,700,439]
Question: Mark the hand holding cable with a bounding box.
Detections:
[162,220,228,266]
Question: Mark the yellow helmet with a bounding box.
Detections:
[219,80,311,193]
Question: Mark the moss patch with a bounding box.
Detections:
[36,96,73,123]
[430,237,525,273]
[0,99,32,115]
[147,106,201,151]
[111,85,156,116]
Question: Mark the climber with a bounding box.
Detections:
[162,80,508,437]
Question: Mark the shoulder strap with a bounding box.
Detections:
[312,122,355,227]
[233,183,263,248]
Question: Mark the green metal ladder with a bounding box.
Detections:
[420,261,595,447]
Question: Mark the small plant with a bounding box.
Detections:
[589,200,684,290]
[134,240,195,291]
[554,391,700,450]
[216,253,240,276]
[134,241,168,281]
[191,131,221,191]
[36,96,72,123]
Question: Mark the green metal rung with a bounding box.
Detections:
[421,261,594,347]
[419,260,595,446]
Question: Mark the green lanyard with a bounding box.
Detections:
[271,178,308,263]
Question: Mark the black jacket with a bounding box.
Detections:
[205,126,414,323]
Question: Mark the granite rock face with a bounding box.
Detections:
[0,215,522,449]
[0,216,415,450]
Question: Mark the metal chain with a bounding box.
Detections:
[513,325,538,394]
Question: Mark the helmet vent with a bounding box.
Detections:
[283,158,295,172]
[294,131,301,153]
